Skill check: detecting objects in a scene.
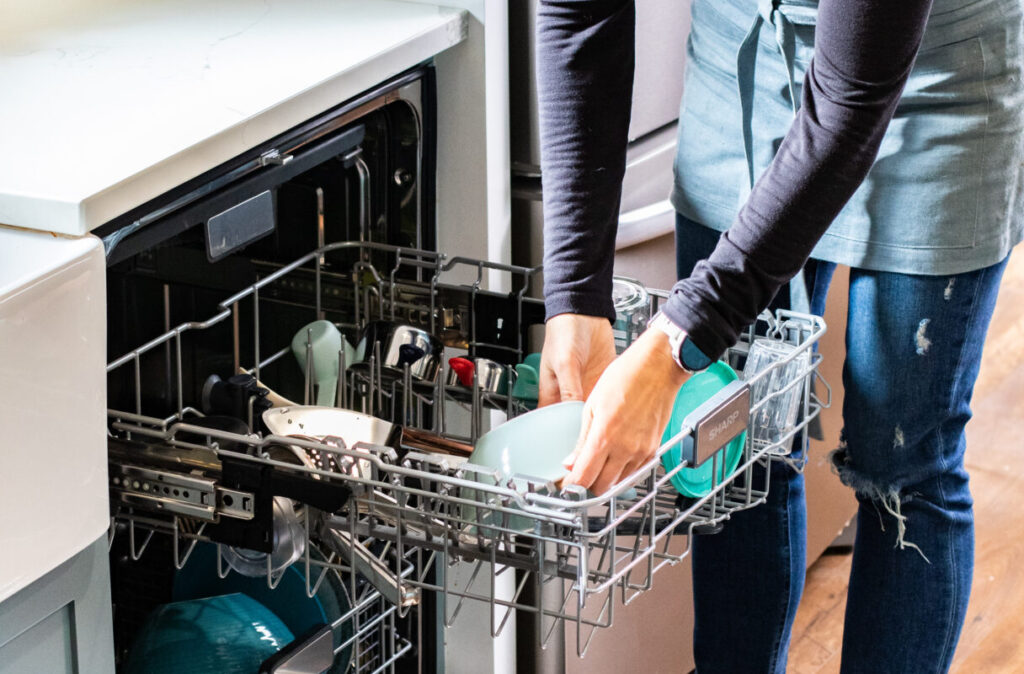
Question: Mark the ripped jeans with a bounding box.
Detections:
[675,213,1010,674]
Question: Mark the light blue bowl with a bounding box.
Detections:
[463,401,583,533]
[124,593,293,674]
[291,320,356,407]
[469,400,583,484]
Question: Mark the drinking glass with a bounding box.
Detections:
[743,337,810,449]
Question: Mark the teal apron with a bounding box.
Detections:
[671,0,1024,285]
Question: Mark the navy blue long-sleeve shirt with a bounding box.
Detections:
[538,0,934,359]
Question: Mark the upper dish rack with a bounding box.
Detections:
[106,242,828,657]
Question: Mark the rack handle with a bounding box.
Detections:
[683,380,750,467]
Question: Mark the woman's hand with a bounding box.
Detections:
[539,314,617,406]
[563,327,689,495]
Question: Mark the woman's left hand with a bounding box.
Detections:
[563,327,690,495]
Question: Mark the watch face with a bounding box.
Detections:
[680,337,714,372]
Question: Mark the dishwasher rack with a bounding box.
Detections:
[107,510,415,672]
[106,241,828,659]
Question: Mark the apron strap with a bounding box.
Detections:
[736,7,765,194]
[736,0,810,314]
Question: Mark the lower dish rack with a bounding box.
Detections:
[105,242,828,661]
[107,504,415,673]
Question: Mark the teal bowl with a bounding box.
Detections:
[660,361,746,497]
[509,352,542,408]
[173,542,352,673]
[124,593,293,674]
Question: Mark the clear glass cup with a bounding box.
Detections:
[743,337,810,449]
[611,277,651,354]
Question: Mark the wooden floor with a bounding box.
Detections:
[788,251,1024,673]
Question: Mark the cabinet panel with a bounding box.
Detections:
[0,537,115,674]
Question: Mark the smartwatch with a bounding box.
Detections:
[647,311,714,374]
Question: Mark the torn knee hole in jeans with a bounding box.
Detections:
[915,318,932,355]
[828,441,931,563]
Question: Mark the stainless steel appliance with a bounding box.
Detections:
[100,66,436,673]
[507,3,693,670]
[509,0,691,289]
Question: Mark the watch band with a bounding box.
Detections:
[648,311,713,374]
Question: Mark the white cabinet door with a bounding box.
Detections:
[0,227,107,603]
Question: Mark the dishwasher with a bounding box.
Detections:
[91,65,829,673]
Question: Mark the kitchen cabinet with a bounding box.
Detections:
[0,227,113,673]
[0,228,108,606]
[0,539,115,674]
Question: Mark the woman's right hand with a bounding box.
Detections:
[538,313,616,407]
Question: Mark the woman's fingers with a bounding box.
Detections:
[537,314,616,407]
[539,350,584,407]
[563,403,595,469]
[538,357,562,408]
[565,412,609,489]
[591,456,628,496]
[556,362,584,402]
[561,326,688,494]
[588,426,647,494]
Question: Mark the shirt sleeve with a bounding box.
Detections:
[661,0,934,359]
[536,0,934,359]
[537,0,635,323]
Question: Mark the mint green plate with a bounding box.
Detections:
[660,361,746,497]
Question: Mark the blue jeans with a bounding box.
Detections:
[676,213,1010,674]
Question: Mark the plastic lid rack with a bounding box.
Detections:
[105,241,829,658]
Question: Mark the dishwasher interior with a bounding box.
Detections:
[99,69,830,673]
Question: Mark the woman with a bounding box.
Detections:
[536,0,1022,672]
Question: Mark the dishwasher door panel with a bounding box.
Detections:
[565,539,696,674]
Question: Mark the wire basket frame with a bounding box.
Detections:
[106,242,828,657]
[106,504,415,673]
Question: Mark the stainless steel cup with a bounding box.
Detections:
[353,320,444,383]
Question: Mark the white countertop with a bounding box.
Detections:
[0,0,467,236]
